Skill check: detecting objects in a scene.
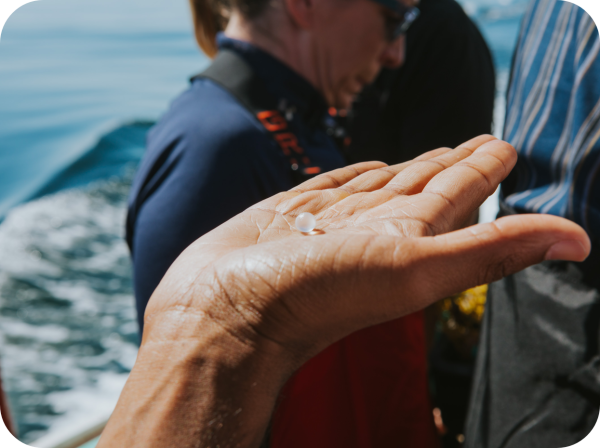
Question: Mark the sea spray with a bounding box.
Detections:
[0,173,138,443]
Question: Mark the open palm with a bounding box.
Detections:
[144,135,588,361]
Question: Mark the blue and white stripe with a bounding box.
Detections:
[502,0,600,238]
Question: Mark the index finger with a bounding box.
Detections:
[381,135,498,196]
[417,138,517,234]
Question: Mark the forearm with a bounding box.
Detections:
[98,309,291,448]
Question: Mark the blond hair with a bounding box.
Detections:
[189,0,270,58]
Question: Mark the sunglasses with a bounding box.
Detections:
[371,0,420,42]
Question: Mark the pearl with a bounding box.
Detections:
[295,212,316,233]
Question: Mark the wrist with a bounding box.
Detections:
[100,305,291,448]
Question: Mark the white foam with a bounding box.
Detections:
[1,322,70,344]
[0,177,139,444]
[30,372,129,448]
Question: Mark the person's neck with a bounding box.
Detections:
[224,13,321,96]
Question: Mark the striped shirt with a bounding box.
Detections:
[502,0,600,239]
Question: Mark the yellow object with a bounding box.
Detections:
[438,285,488,359]
[449,284,487,321]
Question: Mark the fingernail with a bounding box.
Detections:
[544,240,588,261]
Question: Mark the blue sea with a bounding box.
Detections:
[0,0,529,443]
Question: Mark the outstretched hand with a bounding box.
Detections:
[145,135,588,354]
[100,135,589,448]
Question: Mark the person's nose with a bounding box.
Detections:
[380,34,406,69]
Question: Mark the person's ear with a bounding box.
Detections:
[284,0,314,28]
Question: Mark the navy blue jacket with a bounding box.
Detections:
[126,36,345,332]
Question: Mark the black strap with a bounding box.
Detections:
[192,50,323,184]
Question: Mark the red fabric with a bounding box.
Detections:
[271,311,439,448]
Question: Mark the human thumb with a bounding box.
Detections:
[398,214,590,310]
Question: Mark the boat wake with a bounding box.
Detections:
[0,170,139,444]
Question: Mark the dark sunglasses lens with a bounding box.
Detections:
[389,7,420,41]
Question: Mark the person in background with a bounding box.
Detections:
[342,1,495,445]
[465,1,600,447]
[0,365,17,438]
[100,142,590,448]
[344,0,495,165]
[126,0,443,445]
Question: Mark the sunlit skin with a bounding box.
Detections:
[98,136,590,448]
[225,0,417,109]
[308,0,412,107]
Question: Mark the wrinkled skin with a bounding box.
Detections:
[99,135,590,448]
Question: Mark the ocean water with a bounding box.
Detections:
[0,0,208,443]
[0,0,528,444]
[0,0,208,217]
